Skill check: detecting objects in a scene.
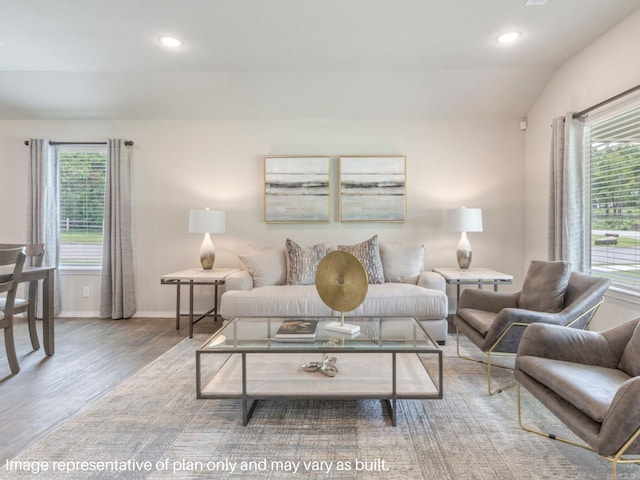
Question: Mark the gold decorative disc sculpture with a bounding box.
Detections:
[315,251,368,335]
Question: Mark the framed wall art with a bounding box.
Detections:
[339,155,406,222]
[264,156,331,223]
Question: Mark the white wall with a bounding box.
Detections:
[0,118,525,316]
[524,9,640,329]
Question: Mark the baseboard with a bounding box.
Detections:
[58,311,177,318]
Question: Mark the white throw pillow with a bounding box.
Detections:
[238,247,287,287]
[379,242,425,284]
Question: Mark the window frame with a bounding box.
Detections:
[584,98,640,296]
[56,143,107,270]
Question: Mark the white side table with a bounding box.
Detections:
[432,267,514,305]
[161,268,239,337]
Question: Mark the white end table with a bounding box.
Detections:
[161,268,239,337]
[432,267,513,305]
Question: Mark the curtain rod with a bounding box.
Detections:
[24,140,134,146]
[573,84,640,118]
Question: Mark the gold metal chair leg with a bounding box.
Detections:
[456,327,515,395]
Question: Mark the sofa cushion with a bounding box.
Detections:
[285,238,327,285]
[379,242,425,284]
[220,285,333,318]
[519,260,571,312]
[347,283,448,320]
[238,247,286,287]
[619,320,640,377]
[337,235,385,284]
[517,356,630,423]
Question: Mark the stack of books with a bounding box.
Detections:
[275,319,319,342]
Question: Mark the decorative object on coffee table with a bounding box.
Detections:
[188,208,225,269]
[446,207,483,270]
[275,319,319,342]
[315,251,368,335]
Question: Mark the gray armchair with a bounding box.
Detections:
[515,319,640,479]
[453,260,611,394]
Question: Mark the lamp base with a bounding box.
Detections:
[456,231,472,270]
[325,321,360,335]
[200,233,216,270]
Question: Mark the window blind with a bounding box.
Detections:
[585,102,640,292]
[57,144,107,267]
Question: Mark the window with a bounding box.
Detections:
[57,144,107,268]
[585,102,640,293]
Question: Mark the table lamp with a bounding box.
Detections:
[189,208,225,270]
[446,207,483,270]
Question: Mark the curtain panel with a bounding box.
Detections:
[99,139,136,319]
[548,114,588,272]
[27,139,62,316]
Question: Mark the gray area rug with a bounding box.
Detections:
[2,334,637,479]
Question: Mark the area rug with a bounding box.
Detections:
[1,335,636,479]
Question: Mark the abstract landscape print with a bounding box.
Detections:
[264,156,330,223]
[339,156,406,222]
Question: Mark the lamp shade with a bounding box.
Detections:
[188,209,225,233]
[446,207,483,233]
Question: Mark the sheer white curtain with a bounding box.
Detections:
[100,139,136,319]
[548,114,589,272]
[27,139,62,316]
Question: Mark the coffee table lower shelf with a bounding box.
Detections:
[197,352,441,426]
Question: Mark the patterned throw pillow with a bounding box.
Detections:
[338,235,385,284]
[285,239,327,285]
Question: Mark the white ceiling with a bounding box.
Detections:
[0,0,638,120]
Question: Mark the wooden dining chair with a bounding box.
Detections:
[0,243,44,350]
[0,247,26,374]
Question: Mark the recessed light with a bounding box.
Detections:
[158,35,184,48]
[496,31,521,44]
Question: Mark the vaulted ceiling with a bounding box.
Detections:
[0,0,638,120]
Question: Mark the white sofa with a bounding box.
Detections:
[219,238,449,344]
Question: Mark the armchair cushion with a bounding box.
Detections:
[619,321,640,377]
[516,356,630,423]
[519,260,571,312]
[457,308,497,336]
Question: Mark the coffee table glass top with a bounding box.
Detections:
[200,317,439,352]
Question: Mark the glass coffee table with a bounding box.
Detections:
[196,316,443,426]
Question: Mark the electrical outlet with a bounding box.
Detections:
[83,287,90,298]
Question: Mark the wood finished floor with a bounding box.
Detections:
[0,315,222,464]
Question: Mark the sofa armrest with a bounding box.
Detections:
[417,271,445,292]
[598,377,640,456]
[516,322,620,368]
[224,270,254,291]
